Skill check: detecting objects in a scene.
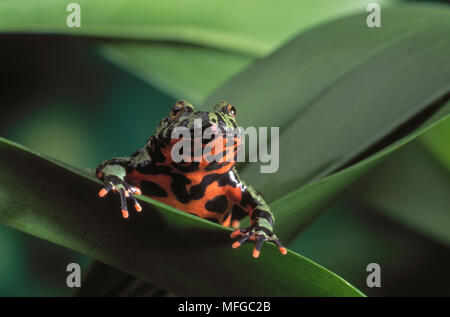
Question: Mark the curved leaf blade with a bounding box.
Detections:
[0,0,401,104]
[93,0,401,102]
[0,0,398,57]
[272,104,450,243]
[0,137,363,297]
[98,42,253,103]
[420,116,450,173]
[351,141,450,245]
[204,4,450,202]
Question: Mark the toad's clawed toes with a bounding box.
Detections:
[98,175,143,219]
[230,224,287,258]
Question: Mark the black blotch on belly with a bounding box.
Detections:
[170,172,192,204]
[205,161,229,171]
[136,164,171,175]
[190,173,222,200]
[205,195,228,213]
[141,181,168,197]
[170,172,222,204]
[171,161,199,173]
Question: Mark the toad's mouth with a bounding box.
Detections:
[161,124,242,147]
[186,124,242,143]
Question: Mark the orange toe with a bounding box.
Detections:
[230,230,241,238]
[232,241,241,249]
[135,203,142,212]
[99,188,108,197]
[279,247,287,255]
[122,209,129,218]
[253,249,260,258]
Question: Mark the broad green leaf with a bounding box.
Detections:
[420,116,450,173]
[0,0,399,103]
[94,0,400,102]
[351,141,450,245]
[204,4,450,202]
[98,42,253,104]
[0,0,397,57]
[272,104,450,243]
[0,138,363,297]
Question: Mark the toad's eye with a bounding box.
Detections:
[170,100,194,119]
[223,104,236,118]
[170,105,183,118]
[228,105,236,117]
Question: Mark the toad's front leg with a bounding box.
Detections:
[231,209,287,258]
[228,183,287,258]
[96,158,142,219]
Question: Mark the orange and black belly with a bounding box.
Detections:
[126,136,243,225]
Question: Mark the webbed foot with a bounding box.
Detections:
[98,175,142,219]
[230,224,287,258]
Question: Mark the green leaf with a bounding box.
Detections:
[420,116,450,173]
[1,0,400,102]
[204,4,450,202]
[98,42,253,104]
[351,141,450,245]
[94,0,401,102]
[0,0,398,56]
[0,137,363,296]
[272,105,450,243]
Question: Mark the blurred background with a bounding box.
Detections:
[0,1,449,296]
